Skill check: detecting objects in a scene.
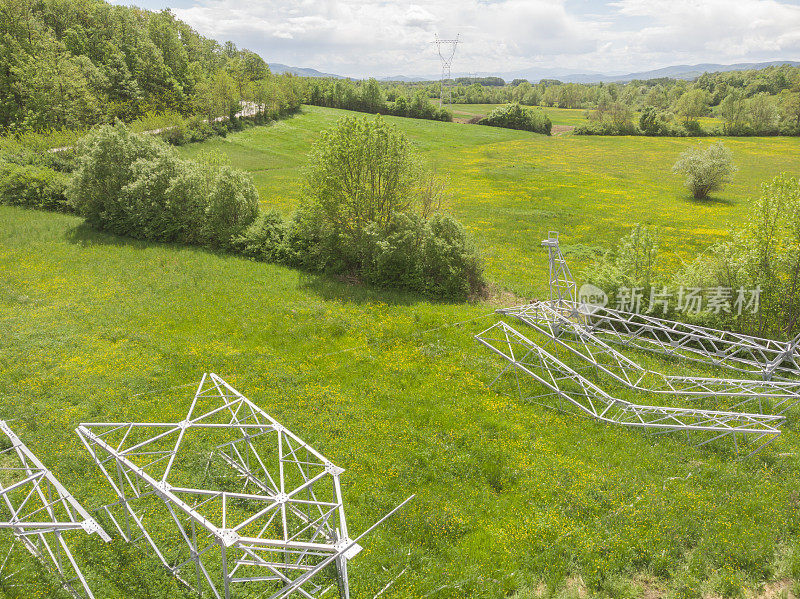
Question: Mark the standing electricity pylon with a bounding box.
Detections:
[431,33,459,106]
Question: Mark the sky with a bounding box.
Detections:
[111,0,800,78]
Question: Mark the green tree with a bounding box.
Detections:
[673,88,709,128]
[360,78,385,113]
[779,90,800,129]
[301,115,422,250]
[747,92,779,133]
[672,142,737,200]
[194,69,237,122]
[718,90,748,134]
[12,35,102,130]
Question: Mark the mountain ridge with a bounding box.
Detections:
[271,60,800,84]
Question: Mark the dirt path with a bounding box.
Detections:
[551,124,575,135]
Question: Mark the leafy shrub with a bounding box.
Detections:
[186,116,214,142]
[117,149,186,240]
[575,120,639,135]
[672,142,737,199]
[291,114,483,299]
[0,161,70,211]
[203,165,259,248]
[679,173,800,337]
[232,210,288,262]
[160,118,189,145]
[421,213,484,298]
[68,122,166,233]
[362,212,427,292]
[69,123,258,247]
[577,100,638,135]
[478,103,551,134]
[361,212,484,297]
[584,224,661,308]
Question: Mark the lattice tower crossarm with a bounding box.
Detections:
[0,420,110,599]
[76,373,413,599]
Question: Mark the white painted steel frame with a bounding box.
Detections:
[528,232,800,381]
[76,373,411,599]
[0,420,110,598]
[475,322,784,457]
[500,301,800,415]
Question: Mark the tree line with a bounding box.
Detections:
[305,78,452,122]
[381,65,800,136]
[0,0,303,133]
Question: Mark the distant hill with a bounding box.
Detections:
[270,59,800,85]
[497,60,800,84]
[269,63,344,79]
[378,75,427,82]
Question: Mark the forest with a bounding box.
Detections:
[0,0,305,133]
[380,67,800,135]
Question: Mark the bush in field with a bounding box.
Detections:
[672,142,736,200]
[203,164,259,247]
[478,103,551,134]
[286,114,484,299]
[68,123,258,247]
[295,114,418,270]
[68,122,166,233]
[232,210,288,262]
[0,161,70,211]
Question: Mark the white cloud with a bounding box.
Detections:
[168,0,800,77]
[610,0,800,60]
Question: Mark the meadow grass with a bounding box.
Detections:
[180,106,800,299]
[2,106,800,597]
[451,104,727,130]
[450,104,588,126]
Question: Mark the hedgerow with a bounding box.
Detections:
[66,119,483,300]
[68,123,258,248]
[478,103,552,135]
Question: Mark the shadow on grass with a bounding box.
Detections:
[65,222,172,250]
[65,222,446,307]
[296,272,425,307]
[684,194,735,207]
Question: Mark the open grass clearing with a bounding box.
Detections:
[2,106,800,597]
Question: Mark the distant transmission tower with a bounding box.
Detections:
[431,33,459,106]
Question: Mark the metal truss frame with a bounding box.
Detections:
[530,232,800,381]
[500,301,800,415]
[76,373,412,599]
[475,322,784,457]
[0,420,110,598]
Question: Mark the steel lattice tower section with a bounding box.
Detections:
[475,322,784,457]
[501,301,800,415]
[432,33,459,106]
[518,233,800,381]
[542,231,578,311]
[0,420,110,598]
[77,373,412,599]
[475,231,800,457]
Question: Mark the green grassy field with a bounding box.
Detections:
[450,104,587,126]
[451,104,728,131]
[180,106,800,298]
[3,106,800,598]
